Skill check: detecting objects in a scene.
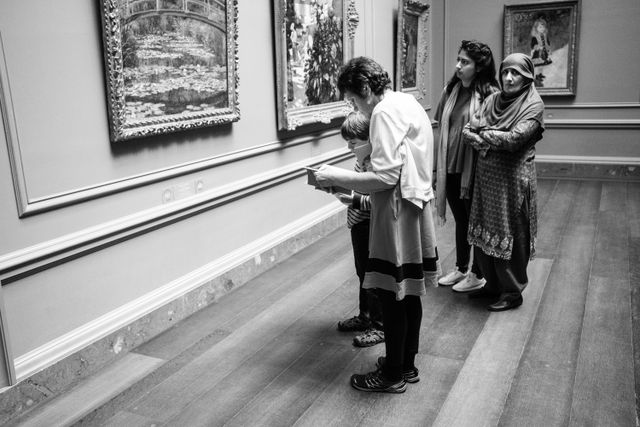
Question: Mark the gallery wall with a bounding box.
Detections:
[433,0,640,161]
[0,0,637,395]
[0,0,375,387]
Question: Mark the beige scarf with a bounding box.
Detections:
[435,83,481,222]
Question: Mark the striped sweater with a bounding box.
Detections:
[346,161,371,228]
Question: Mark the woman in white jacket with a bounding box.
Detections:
[316,56,440,394]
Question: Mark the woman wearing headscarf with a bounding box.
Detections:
[462,53,545,311]
[433,40,499,293]
[315,56,440,393]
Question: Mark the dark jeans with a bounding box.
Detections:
[350,220,382,328]
[377,289,422,382]
[445,173,482,278]
[475,200,531,300]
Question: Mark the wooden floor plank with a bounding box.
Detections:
[628,183,640,421]
[102,410,156,427]
[570,183,636,426]
[357,354,464,427]
[224,342,356,427]
[536,178,559,213]
[78,178,637,427]
[291,347,393,427]
[499,180,601,426]
[165,339,317,427]
[432,259,553,427]
[535,180,580,258]
[123,246,354,423]
[163,272,362,426]
[629,182,640,238]
[421,287,490,361]
[135,228,351,361]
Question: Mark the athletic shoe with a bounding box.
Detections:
[376,356,420,383]
[353,328,385,347]
[452,272,487,293]
[350,368,407,393]
[438,268,467,286]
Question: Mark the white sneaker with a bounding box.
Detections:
[438,268,467,286]
[452,272,487,293]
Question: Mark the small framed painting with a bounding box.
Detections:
[99,0,240,142]
[273,0,359,131]
[395,0,431,108]
[503,0,581,96]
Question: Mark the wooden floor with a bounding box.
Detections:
[24,179,640,426]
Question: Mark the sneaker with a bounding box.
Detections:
[376,356,420,383]
[452,272,487,293]
[350,368,407,393]
[438,268,467,286]
[337,315,371,332]
[353,328,385,347]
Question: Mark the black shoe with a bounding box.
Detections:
[350,368,407,393]
[337,315,371,332]
[376,356,420,383]
[488,295,523,312]
[468,288,499,300]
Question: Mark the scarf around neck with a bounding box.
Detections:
[478,54,545,132]
[436,82,481,222]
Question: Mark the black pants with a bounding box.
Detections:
[475,200,531,300]
[445,173,482,277]
[377,289,422,382]
[350,220,382,328]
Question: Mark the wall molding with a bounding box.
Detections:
[544,119,640,129]
[10,128,340,217]
[0,148,352,283]
[536,155,640,165]
[12,200,345,382]
[545,102,640,109]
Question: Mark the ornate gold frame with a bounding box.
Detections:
[395,0,431,109]
[99,0,240,142]
[273,0,359,131]
[503,0,581,96]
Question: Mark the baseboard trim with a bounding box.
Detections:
[12,201,345,383]
[536,155,640,165]
[536,156,640,181]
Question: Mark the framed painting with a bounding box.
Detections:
[274,0,359,131]
[503,0,581,96]
[395,0,431,108]
[99,0,239,142]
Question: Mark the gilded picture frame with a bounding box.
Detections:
[395,0,431,108]
[274,0,359,131]
[503,0,581,96]
[99,0,240,142]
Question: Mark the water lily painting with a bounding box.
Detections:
[274,0,359,131]
[100,0,239,142]
[503,1,580,96]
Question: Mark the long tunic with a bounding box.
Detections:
[464,119,542,260]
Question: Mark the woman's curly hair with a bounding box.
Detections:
[337,57,392,97]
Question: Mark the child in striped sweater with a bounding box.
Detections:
[335,112,384,347]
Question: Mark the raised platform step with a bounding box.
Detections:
[10,353,163,427]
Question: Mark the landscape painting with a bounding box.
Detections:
[274,0,359,131]
[395,0,431,108]
[100,0,239,141]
